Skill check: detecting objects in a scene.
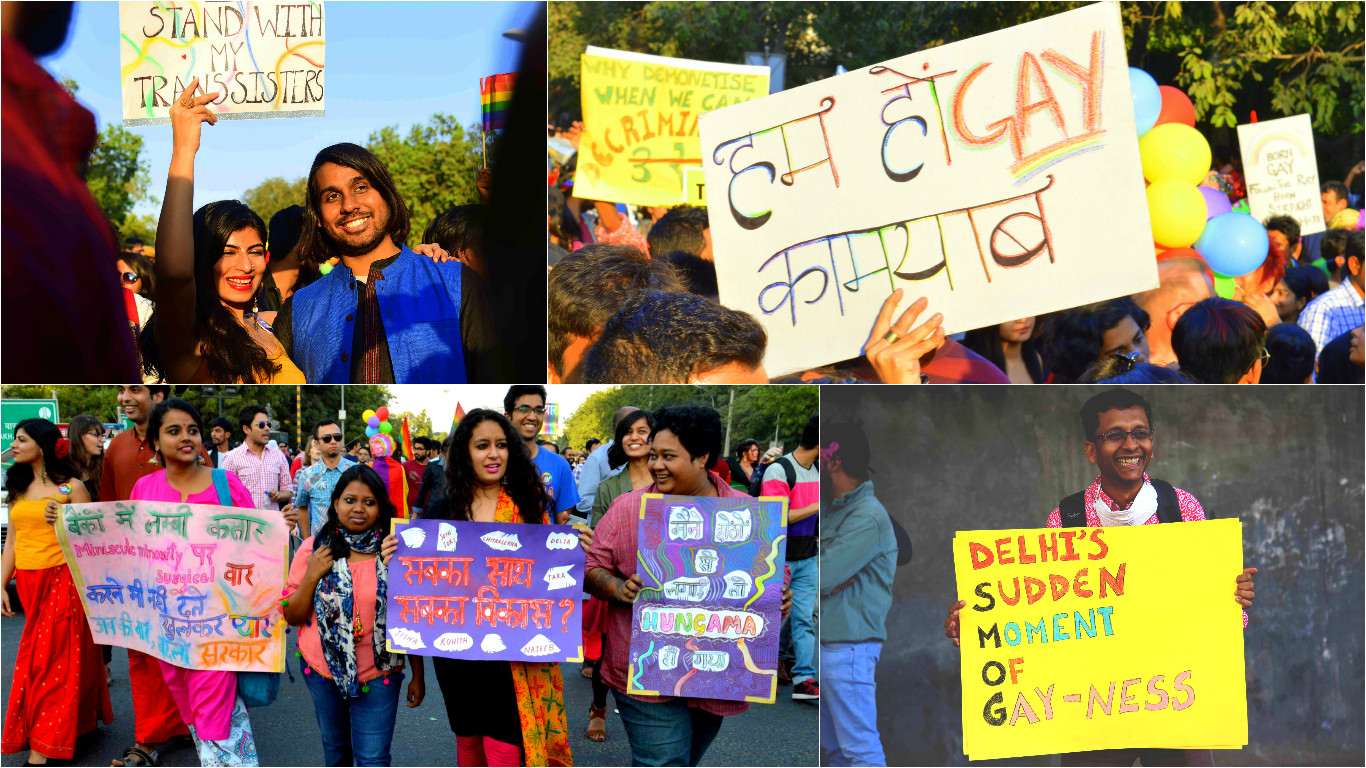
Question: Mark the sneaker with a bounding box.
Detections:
[777,659,794,684]
[793,679,820,701]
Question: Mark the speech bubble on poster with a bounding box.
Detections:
[696,2,1158,376]
[386,519,584,663]
[55,501,289,672]
[628,493,788,704]
[577,47,769,207]
[119,1,326,126]
[952,520,1248,760]
[1237,114,1326,235]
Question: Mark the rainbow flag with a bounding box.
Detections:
[480,73,515,131]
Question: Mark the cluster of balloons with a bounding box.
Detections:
[363,407,393,438]
[1131,68,1269,277]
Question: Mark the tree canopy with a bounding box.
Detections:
[561,384,819,459]
[550,1,1363,145]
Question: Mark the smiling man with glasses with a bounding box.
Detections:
[291,419,358,538]
[221,403,293,512]
[943,388,1258,767]
[504,385,579,524]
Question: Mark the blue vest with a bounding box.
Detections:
[291,246,466,383]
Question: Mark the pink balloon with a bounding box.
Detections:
[1199,185,1232,220]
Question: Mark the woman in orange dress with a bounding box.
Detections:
[0,419,113,765]
[381,409,590,767]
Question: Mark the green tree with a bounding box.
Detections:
[391,410,435,440]
[242,176,309,222]
[366,114,484,246]
[120,213,158,250]
[551,1,1364,146]
[560,385,819,462]
[85,124,153,229]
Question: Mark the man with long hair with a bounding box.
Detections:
[270,143,500,383]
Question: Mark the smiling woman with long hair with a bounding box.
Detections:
[128,398,296,766]
[381,409,589,767]
[0,419,112,765]
[137,77,304,384]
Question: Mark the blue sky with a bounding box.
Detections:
[43,1,538,215]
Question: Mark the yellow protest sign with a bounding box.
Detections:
[684,167,707,207]
[953,520,1248,760]
[577,46,768,206]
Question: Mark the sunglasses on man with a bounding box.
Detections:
[317,433,344,443]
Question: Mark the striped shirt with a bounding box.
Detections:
[1297,281,1365,357]
[221,442,293,512]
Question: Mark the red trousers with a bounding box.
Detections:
[128,648,190,744]
[457,735,523,767]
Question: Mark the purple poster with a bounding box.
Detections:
[628,493,789,704]
[384,519,584,663]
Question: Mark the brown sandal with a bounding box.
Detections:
[587,704,607,742]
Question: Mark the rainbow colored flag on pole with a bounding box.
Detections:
[480,73,515,132]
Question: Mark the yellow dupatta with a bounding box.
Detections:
[496,489,573,766]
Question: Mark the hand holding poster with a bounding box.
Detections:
[629,494,788,704]
[119,1,326,126]
[952,520,1248,760]
[385,519,584,662]
[1237,114,1326,235]
[697,2,1158,375]
[56,500,289,672]
[577,47,769,206]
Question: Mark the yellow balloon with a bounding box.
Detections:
[362,409,376,421]
[1140,123,1212,185]
[1146,179,1207,248]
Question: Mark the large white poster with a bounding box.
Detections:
[697,1,1158,376]
[1237,114,1325,236]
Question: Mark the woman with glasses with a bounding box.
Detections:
[66,414,118,681]
[1,419,113,766]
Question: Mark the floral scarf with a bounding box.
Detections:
[495,489,573,767]
[313,526,393,697]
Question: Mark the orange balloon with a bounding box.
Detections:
[1155,85,1196,128]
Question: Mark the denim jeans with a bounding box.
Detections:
[820,641,884,767]
[612,691,724,767]
[301,659,404,766]
[788,556,819,684]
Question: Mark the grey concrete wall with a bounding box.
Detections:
[821,386,1364,767]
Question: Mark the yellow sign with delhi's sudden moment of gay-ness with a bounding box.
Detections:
[577,47,769,207]
[953,519,1248,760]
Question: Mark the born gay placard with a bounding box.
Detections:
[952,520,1248,760]
[56,500,290,673]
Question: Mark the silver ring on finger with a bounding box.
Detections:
[882,330,902,344]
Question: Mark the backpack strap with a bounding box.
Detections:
[1059,491,1087,527]
[209,468,233,507]
[1149,478,1187,523]
[889,509,913,567]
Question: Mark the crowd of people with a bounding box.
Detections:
[2,384,818,767]
[547,120,1364,385]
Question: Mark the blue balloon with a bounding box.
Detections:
[1193,212,1269,277]
[1129,68,1161,137]
[365,425,379,438]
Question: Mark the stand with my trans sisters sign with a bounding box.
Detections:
[628,493,788,704]
[952,519,1248,760]
[697,1,1159,376]
[119,0,325,126]
[56,500,289,673]
[384,519,585,662]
